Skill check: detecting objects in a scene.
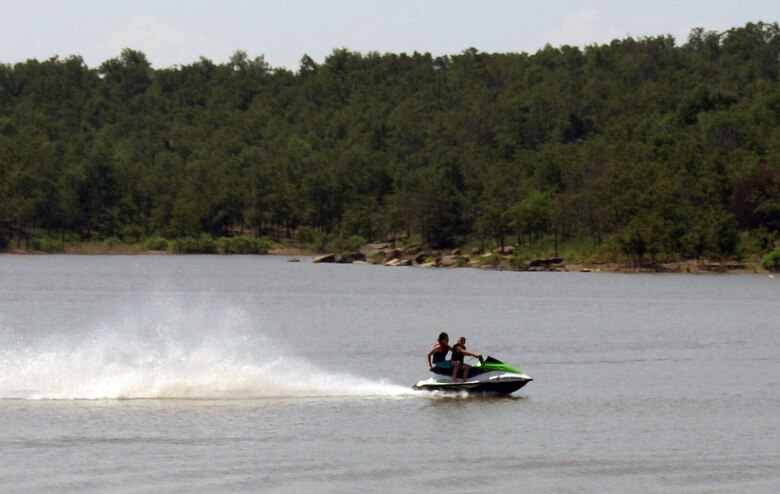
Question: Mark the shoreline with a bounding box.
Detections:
[312,243,773,275]
[1,245,771,275]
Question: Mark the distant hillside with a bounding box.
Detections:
[1,22,778,264]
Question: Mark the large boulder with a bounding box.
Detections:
[360,241,392,255]
[385,258,413,267]
[413,252,430,265]
[440,255,466,268]
[525,258,565,271]
[527,257,563,267]
[336,252,367,264]
[494,245,515,255]
[367,250,388,264]
[312,253,337,263]
[403,244,424,256]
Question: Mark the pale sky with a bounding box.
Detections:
[1,0,778,70]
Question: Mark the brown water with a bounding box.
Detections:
[1,256,778,492]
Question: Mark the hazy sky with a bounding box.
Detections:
[1,1,778,70]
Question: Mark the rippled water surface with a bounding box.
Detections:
[1,255,778,492]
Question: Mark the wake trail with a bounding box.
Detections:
[0,299,417,400]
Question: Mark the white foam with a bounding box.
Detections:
[0,297,414,400]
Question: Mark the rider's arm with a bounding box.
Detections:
[427,345,438,368]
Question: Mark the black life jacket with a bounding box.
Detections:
[432,344,450,363]
[451,344,466,362]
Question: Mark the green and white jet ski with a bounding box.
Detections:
[413,356,532,395]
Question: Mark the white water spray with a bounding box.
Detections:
[0,295,413,400]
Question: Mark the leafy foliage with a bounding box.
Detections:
[1,23,779,264]
[216,236,273,254]
[762,248,780,271]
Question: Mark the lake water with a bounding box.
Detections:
[0,255,778,493]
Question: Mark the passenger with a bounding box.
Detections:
[450,337,482,382]
[427,332,451,371]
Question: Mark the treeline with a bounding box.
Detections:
[1,22,779,264]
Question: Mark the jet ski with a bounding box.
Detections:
[413,356,532,395]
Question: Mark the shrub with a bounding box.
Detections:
[172,237,197,253]
[103,236,124,248]
[217,237,235,253]
[309,231,333,252]
[332,235,366,254]
[142,236,170,251]
[30,237,65,253]
[198,234,217,253]
[121,224,143,244]
[173,234,217,254]
[480,253,501,267]
[217,236,272,254]
[509,254,527,270]
[762,248,780,271]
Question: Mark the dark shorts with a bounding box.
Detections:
[433,361,452,370]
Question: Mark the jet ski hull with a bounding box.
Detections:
[413,356,532,396]
[412,377,531,395]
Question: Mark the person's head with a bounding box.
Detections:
[457,337,466,346]
[438,332,449,343]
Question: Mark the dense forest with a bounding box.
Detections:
[1,22,779,266]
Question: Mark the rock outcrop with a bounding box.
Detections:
[312,253,337,263]
[312,243,568,272]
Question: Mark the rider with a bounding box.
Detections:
[427,332,451,371]
[450,336,482,382]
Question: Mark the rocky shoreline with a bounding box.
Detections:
[3,241,767,274]
[310,242,765,274]
[311,242,564,271]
